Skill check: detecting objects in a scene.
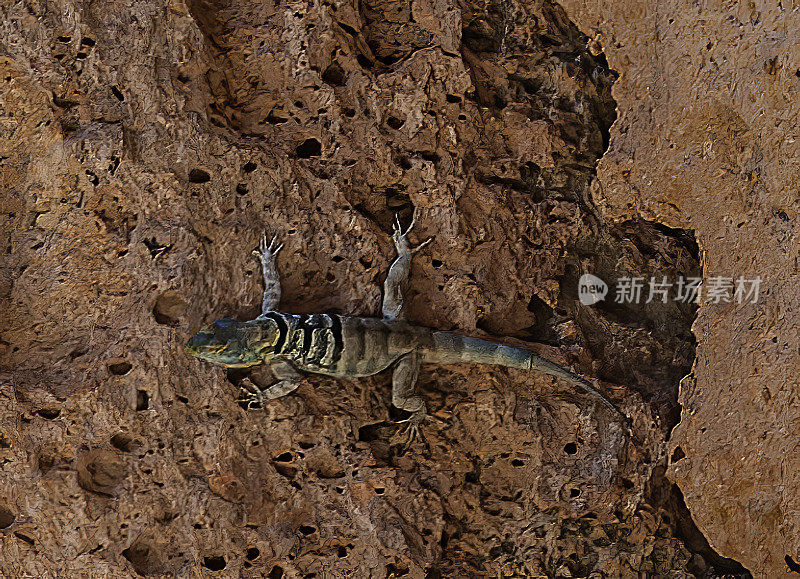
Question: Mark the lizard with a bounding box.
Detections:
[185,216,629,443]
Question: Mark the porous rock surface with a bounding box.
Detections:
[560,1,800,576]
[0,0,776,576]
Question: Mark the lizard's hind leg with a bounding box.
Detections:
[389,351,427,447]
[382,214,431,321]
[254,233,283,315]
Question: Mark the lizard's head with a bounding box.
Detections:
[185,317,277,368]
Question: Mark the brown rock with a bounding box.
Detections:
[76,449,127,495]
[0,0,768,576]
[560,0,798,575]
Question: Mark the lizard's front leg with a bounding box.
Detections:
[254,233,283,315]
[389,351,427,446]
[382,213,431,321]
[238,360,303,410]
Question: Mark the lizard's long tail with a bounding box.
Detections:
[421,330,628,421]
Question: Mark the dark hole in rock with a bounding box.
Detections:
[78,449,127,495]
[266,110,289,124]
[57,35,71,42]
[458,114,467,120]
[295,138,321,158]
[268,565,284,579]
[136,390,149,411]
[386,115,404,129]
[564,442,578,455]
[76,51,88,59]
[445,94,462,103]
[570,488,581,498]
[465,465,480,484]
[671,446,686,463]
[153,291,187,325]
[188,168,211,183]
[14,530,34,545]
[356,54,372,69]
[246,547,260,561]
[337,546,347,557]
[274,452,293,462]
[81,37,95,46]
[121,543,152,574]
[431,259,442,268]
[236,183,248,195]
[108,155,119,175]
[343,107,356,117]
[176,394,189,404]
[298,525,316,536]
[0,505,15,529]
[111,433,138,452]
[621,477,634,489]
[358,422,386,442]
[142,238,171,259]
[53,93,77,108]
[322,62,346,86]
[374,487,385,494]
[331,255,344,263]
[202,555,226,571]
[786,555,800,573]
[386,563,409,576]
[86,170,99,185]
[338,22,357,36]
[108,361,132,375]
[511,459,524,467]
[243,161,257,173]
[385,186,411,211]
[419,150,439,163]
[110,86,124,101]
[36,407,61,420]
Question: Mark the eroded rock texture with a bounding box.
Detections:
[560,1,799,576]
[0,0,767,576]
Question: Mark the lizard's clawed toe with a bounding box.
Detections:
[391,211,432,256]
[390,412,428,449]
[256,233,283,259]
[237,382,265,411]
[268,235,283,254]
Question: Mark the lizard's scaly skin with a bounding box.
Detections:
[185,219,629,441]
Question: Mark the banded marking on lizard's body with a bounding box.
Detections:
[272,313,345,372]
[185,216,630,444]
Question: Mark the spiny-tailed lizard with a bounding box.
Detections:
[185,217,629,443]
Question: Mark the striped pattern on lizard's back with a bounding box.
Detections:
[263,312,345,373]
[262,313,425,378]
